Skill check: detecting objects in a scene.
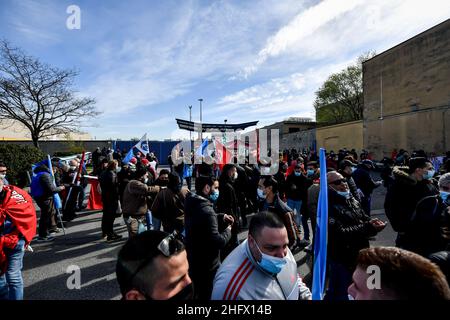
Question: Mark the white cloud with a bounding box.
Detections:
[239,0,364,78]
[211,59,352,123]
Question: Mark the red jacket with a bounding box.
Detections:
[0,185,37,273]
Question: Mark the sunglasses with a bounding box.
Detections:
[329,179,347,185]
[127,231,185,292]
[157,230,185,257]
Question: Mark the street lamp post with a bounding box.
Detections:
[198,98,203,140]
[188,105,192,142]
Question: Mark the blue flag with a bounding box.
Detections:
[122,148,134,164]
[312,148,328,300]
[195,139,209,157]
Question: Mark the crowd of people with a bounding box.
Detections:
[1,146,450,300]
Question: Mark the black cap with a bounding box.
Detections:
[339,159,357,170]
[362,159,375,169]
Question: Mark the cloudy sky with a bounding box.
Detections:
[1,0,449,140]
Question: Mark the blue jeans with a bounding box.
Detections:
[0,239,25,300]
[287,199,310,240]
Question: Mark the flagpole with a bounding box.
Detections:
[47,155,66,236]
[312,148,328,300]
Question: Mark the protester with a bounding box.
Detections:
[184,175,233,299]
[98,160,122,242]
[116,230,193,300]
[0,172,37,300]
[352,159,382,215]
[211,211,311,300]
[258,176,307,250]
[273,161,288,200]
[325,171,386,300]
[285,163,310,242]
[385,157,439,249]
[400,173,450,257]
[217,164,240,259]
[151,172,186,234]
[0,162,9,185]
[122,168,160,238]
[348,247,450,300]
[338,159,361,202]
[31,164,65,241]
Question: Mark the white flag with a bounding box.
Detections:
[135,134,149,155]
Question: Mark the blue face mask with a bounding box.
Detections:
[209,190,219,202]
[440,191,449,204]
[294,171,301,177]
[254,240,287,274]
[257,188,266,199]
[423,169,435,180]
[337,190,351,199]
[351,167,356,173]
[307,169,315,176]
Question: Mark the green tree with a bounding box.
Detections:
[0,144,45,187]
[314,52,376,125]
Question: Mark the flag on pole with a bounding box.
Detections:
[31,157,62,210]
[312,148,328,300]
[122,148,134,164]
[213,137,233,171]
[195,139,209,157]
[135,134,149,156]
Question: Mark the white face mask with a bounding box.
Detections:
[233,172,238,180]
[0,173,6,180]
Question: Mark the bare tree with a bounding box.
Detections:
[0,40,100,148]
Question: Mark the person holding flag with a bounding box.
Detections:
[123,134,150,165]
[30,161,65,241]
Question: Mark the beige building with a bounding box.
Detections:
[0,119,92,141]
[316,120,363,153]
[262,117,316,136]
[363,19,450,159]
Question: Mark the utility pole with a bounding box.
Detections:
[189,105,192,142]
[198,98,203,140]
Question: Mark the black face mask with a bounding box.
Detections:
[146,282,194,301]
[157,179,169,187]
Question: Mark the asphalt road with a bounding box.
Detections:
[22,170,395,300]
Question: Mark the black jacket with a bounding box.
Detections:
[327,189,377,269]
[99,169,119,210]
[404,195,448,256]
[273,171,287,199]
[217,176,239,227]
[285,172,308,201]
[262,195,300,247]
[384,167,438,232]
[352,165,379,197]
[184,193,231,273]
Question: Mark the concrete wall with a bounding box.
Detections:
[316,120,363,153]
[0,140,111,155]
[280,129,316,151]
[363,19,450,159]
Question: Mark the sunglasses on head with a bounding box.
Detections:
[330,179,346,185]
[157,230,185,257]
[127,231,185,291]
